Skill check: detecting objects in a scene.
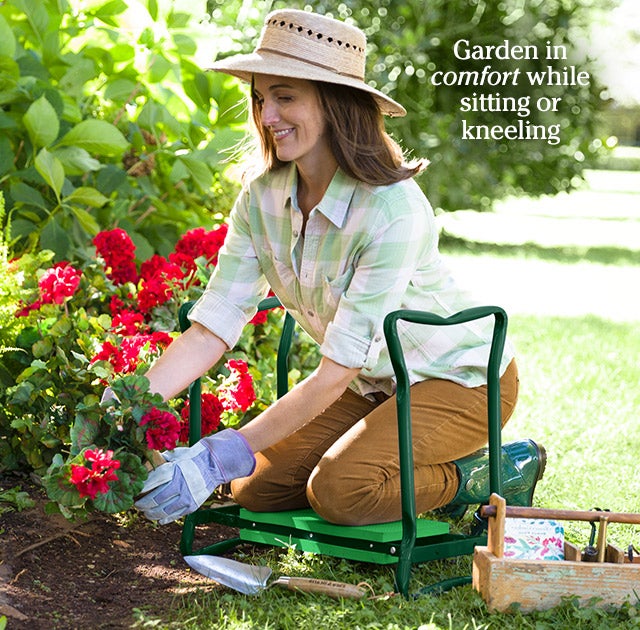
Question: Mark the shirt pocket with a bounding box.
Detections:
[322,266,354,311]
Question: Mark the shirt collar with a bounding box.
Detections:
[287,164,357,230]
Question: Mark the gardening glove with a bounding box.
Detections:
[134,429,256,525]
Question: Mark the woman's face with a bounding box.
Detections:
[252,74,332,170]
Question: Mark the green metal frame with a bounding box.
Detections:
[177,298,508,597]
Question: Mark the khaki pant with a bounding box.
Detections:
[232,359,519,525]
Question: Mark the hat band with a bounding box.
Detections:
[257,46,364,81]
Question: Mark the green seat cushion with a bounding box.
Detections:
[239,508,450,564]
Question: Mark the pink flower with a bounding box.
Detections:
[141,407,181,451]
[39,262,82,304]
[218,359,256,412]
[17,262,82,315]
[70,448,120,499]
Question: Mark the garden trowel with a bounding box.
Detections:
[184,554,366,599]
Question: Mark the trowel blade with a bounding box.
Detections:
[184,554,273,595]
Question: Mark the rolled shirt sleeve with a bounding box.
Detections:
[188,189,270,349]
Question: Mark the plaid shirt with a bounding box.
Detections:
[189,164,514,396]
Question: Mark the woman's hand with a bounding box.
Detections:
[135,429,256,524]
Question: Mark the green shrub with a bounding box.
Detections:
[0,0,245,261]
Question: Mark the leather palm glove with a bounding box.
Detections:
[134,429,256,525]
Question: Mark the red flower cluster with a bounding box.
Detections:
[171,225,228,271]
[93,229,138,285]
[138,254,186,314]
[179,392,224,443]
[70,448,120,499]
[92,332,172,374]
[218,359,256,412]
[17,262,82,316]
[140,407,181,451]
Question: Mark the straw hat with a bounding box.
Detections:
[210,9,406,117]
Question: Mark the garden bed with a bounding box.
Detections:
[0,473,233,629]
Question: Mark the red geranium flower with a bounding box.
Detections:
[179,392,223,443]
[16,262,82,316]
[93,229,138,285]
[92,332,172,374]
[70,448,120,499]
[218,359,256,412]
[138,255,186,313]
[111,309,146,335]
[39,262,82,304]
[140,407,181,451]
[172,224,228,270]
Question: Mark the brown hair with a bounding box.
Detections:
[247,80,426,185]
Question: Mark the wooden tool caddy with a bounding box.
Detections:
[472,494,640,612]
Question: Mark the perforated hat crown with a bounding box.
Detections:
[210,9,406,117]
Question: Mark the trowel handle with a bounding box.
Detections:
[275,576,366,599]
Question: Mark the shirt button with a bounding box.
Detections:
[307,310,314,317]
[374,336,381,342]
[293,230,299,237]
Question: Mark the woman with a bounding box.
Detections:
[135,9,545,526]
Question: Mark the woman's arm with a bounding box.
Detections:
[145,322,229,401]
[239,356,360,453]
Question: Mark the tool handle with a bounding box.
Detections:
[480,504,640,525]
[275,577,366,599]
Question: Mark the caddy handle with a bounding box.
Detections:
[480,502,640,525]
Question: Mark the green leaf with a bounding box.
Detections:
[43,461,87,509]
[8,381,34,406]
[11,182,47,209]
[32,337,54,358]
[53,146,102,176]
[0,15,16,58]
[104,78,138,102]
[148,53,172,83]
[65,186,109,208]
[59,119,129,156]
[110,374,152,401]
[178,155,213,193]
[70,409,102,454]
[69,205,101,235]
[92,451,146,513]
[147,0,158,21]
[0,487,35,512]
[34,148,64,198]
[24,96,60,149]
[40,218,71,258]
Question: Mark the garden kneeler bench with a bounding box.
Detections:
[177,297,508,597]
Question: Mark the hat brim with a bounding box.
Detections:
[209,51,407,118]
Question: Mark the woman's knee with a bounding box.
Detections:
[306,464,378,526]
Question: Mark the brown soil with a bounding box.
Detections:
[0,472,235,629]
